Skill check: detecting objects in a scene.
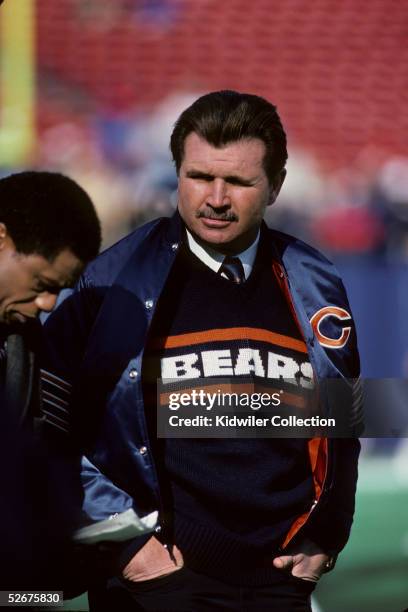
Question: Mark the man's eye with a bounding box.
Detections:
[227,177,254,186]
[34,285,59,294]
[189,174,213,181]
[228,179,248,186]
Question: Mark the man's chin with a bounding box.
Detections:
[193,228,254,255]
[192,224,236,249]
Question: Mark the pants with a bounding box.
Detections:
[88,567,316,612]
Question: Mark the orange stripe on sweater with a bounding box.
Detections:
[150,327,308,354]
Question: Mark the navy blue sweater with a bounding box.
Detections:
[143,237,315,584]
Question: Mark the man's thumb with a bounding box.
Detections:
[273,555,294,570]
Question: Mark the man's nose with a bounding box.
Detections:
[34,293,58,313]
[208,178,230,208]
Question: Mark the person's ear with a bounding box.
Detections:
[268,169,286,206]
[0,223,7,250]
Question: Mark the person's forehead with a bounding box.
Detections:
[23,249,83,286]
[182,133,266,172]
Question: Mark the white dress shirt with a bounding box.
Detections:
[185,229,260,281]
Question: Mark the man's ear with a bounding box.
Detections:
[0,223,7,249]
[268,169,287,206]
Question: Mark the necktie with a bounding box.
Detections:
[219,256,245,284]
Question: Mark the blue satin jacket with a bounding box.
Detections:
[42,213,362,561]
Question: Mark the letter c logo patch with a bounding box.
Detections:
[310,306,352,349]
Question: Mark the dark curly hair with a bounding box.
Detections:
[0,171,101,262]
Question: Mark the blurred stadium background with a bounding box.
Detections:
[1,1,408,610]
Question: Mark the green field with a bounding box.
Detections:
[316,455,408,612]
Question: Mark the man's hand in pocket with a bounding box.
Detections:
[273,538,330,582]
[122,536,184,582]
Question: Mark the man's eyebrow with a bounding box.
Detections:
[185,169,255,185]
[224,175,255,186]
[36,275,61,287]
[36,274,76,290]
[185,170,214,179]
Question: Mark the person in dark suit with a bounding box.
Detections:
[0,171,101,589]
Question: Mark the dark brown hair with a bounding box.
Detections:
[170,90,288,184]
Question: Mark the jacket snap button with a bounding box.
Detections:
[171,243,179,251]
[139,446,147,455]
[145,299,154,310]
[129,369,138,379]
[155,525,162,533]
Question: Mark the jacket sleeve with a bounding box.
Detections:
[75,457,154,572]
[304,285,362,555]
[40,274,155,565]
[288,259,362,555]
[41,273,101,397]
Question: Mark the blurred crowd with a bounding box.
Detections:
[2,91,408,259]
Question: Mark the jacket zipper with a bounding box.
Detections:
[272,261,330,549]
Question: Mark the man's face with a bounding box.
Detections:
[177,133,285,254]
[0,227,83,325]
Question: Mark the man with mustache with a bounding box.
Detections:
[0,171,101,588]
[43,91,361,611]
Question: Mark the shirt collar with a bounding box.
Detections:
[185,229,260,280]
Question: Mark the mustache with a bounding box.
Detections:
[196,210,238,222]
